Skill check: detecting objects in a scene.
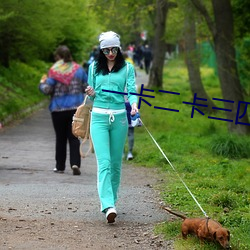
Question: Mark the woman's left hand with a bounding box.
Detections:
[85,86,96,97]
[131,103,138,116]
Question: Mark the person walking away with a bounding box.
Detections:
[86,46,99,71]
[134,44,144,69]
[143,44,152,74]
[85,31,138,223]
[39,45,88,175]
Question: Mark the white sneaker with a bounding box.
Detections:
[105,207,117,223]
[127,152,133,160]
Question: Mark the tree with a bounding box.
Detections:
[183,1,215,112]
[190,0,250,134]
[148,0,177,88]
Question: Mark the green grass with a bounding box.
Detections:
[128,58,250,250]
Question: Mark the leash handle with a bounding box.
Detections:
[139,118,209,218]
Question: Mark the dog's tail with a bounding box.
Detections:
[162,206,187,220]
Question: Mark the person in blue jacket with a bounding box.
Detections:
[39,45,88,176]
[86,31,138,223]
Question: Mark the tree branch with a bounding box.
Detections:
[190,0,216,37]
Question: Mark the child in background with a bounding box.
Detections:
[125,101,134,160]
[123,51,136,160]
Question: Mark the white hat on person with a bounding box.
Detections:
[99,31,121,49]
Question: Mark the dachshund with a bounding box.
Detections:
[162,206,231,249]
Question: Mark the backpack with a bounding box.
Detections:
[72,95,93,158]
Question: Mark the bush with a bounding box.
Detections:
[210,134,250,158]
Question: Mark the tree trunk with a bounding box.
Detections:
[184,3,215,113]
[212,0,249,134]
[148,0,169,88]
[191,0,250,134]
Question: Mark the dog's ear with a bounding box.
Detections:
[227,230,230,240]
[213,231,217,240]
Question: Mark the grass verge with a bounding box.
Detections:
[128,58,250,250]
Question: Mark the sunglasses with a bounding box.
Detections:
[102,47,119,55]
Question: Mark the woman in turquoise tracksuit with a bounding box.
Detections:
[86,31,138,223]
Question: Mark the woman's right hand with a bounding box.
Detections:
[85,86,95,97]
[131,103,138,116]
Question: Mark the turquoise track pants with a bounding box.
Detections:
[90,111,128,212]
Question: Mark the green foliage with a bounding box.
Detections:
[154,221,181,240]
[0,60,49,122]
[92,0,156,45]
[165,0,212,44]
[165,3,184,44]
[201,121,217,136]
[232,0,250,39]
[210,134,250,159]
[210,192,238,209]
[0,0,99,66]
[233,1,250,99]
[236,37,250,94]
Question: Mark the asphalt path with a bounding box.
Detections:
[0,106,166,223]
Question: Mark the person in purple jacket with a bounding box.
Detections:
[39,45,88,175]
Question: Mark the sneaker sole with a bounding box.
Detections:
[107,212,117,223]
